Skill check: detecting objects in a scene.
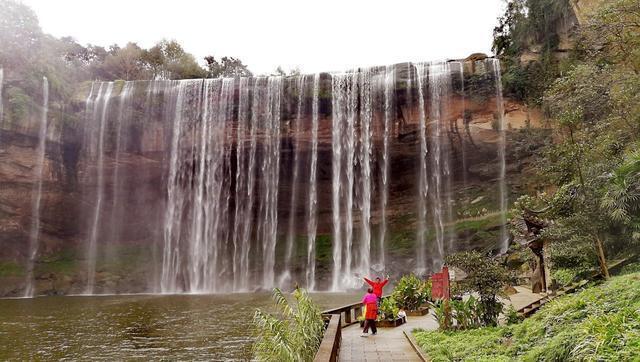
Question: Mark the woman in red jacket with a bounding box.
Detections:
[361,288,378,337]
[364,276,389,307]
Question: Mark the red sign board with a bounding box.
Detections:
[430,266,450,300]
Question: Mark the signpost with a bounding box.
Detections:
[431,266,450,300]
[430,266,451,329]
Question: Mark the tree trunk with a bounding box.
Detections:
[595,233,610,279]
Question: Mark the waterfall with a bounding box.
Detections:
[232,77,251,291]
[379,65,395,270]
[358,68,373,279]
[108,81,134,263]
[281,75,306,288]
[190,78,214,292]
[428,62,453,269]
[240,77,261,291]
[24,77,48,297]
[86,81,114,294]
[415,63,430,275]
[457,62,468,187]
[306,73,320,290]
[161,78,237,293]
[161,80,194,293]
[65,59,508,293]
[443,65,456,256]
[0,68,4,125]
[329,69,378,290]
[491,59,509,253]
[260,77,282,289]
[331,72,361,290]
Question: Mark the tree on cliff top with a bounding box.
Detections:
[204,55,252,78]
[0,0,42,69]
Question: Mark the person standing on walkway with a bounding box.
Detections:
[364,276,389,307]
[361,288,378,337]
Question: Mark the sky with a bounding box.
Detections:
[22,0,506,75]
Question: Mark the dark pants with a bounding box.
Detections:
[363,319,377,334]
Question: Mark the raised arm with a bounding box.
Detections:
[364,278,374,286]
[381,279,389,287]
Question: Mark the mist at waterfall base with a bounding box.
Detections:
[17,59,508,296]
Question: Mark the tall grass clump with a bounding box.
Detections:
[253,288,324,361]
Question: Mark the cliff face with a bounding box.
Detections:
[571,0,606,24]
[0,60,546,296]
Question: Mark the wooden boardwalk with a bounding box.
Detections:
[339,313,436,361]
[338,286,545,361]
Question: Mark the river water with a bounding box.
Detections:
[0,293,359,360]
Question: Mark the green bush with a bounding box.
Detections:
[504,305,523,325]
[378,297,399,321]
[391,274,431,311]
[551,268,579,286]
[446,251,510,326]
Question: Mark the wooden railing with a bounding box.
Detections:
[321,301,364,326]
[321,294,390,327]
[313,314,341,362]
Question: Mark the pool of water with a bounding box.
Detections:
[0,292,359,360]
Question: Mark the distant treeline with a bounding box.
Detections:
[0,0,253,122]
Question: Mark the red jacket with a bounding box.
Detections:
[364,278,388,297]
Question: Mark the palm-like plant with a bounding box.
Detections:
[253,288,324,361]
[602,150,640,241]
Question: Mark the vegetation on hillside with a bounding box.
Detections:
[414,267,640,361]
[493,0,574,104]
[499,0,640,282]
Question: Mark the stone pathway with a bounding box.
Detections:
[508,285,546,310]
[339,313,436,362]
[338,286,545,361]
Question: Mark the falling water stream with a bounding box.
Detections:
[428,62,451,271]
[379,65,394,270]
[86,82,114,294]
[306,73,320,290]
[491,59,509,253]
[0,68,4,125]
[281,75,306,288]
[24,77,48,297]
[415,63,430,275]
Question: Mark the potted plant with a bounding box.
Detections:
[391,274,431,316]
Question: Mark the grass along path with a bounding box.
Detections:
[413,265,640,361]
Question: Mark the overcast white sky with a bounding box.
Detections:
[22,0,506,75]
